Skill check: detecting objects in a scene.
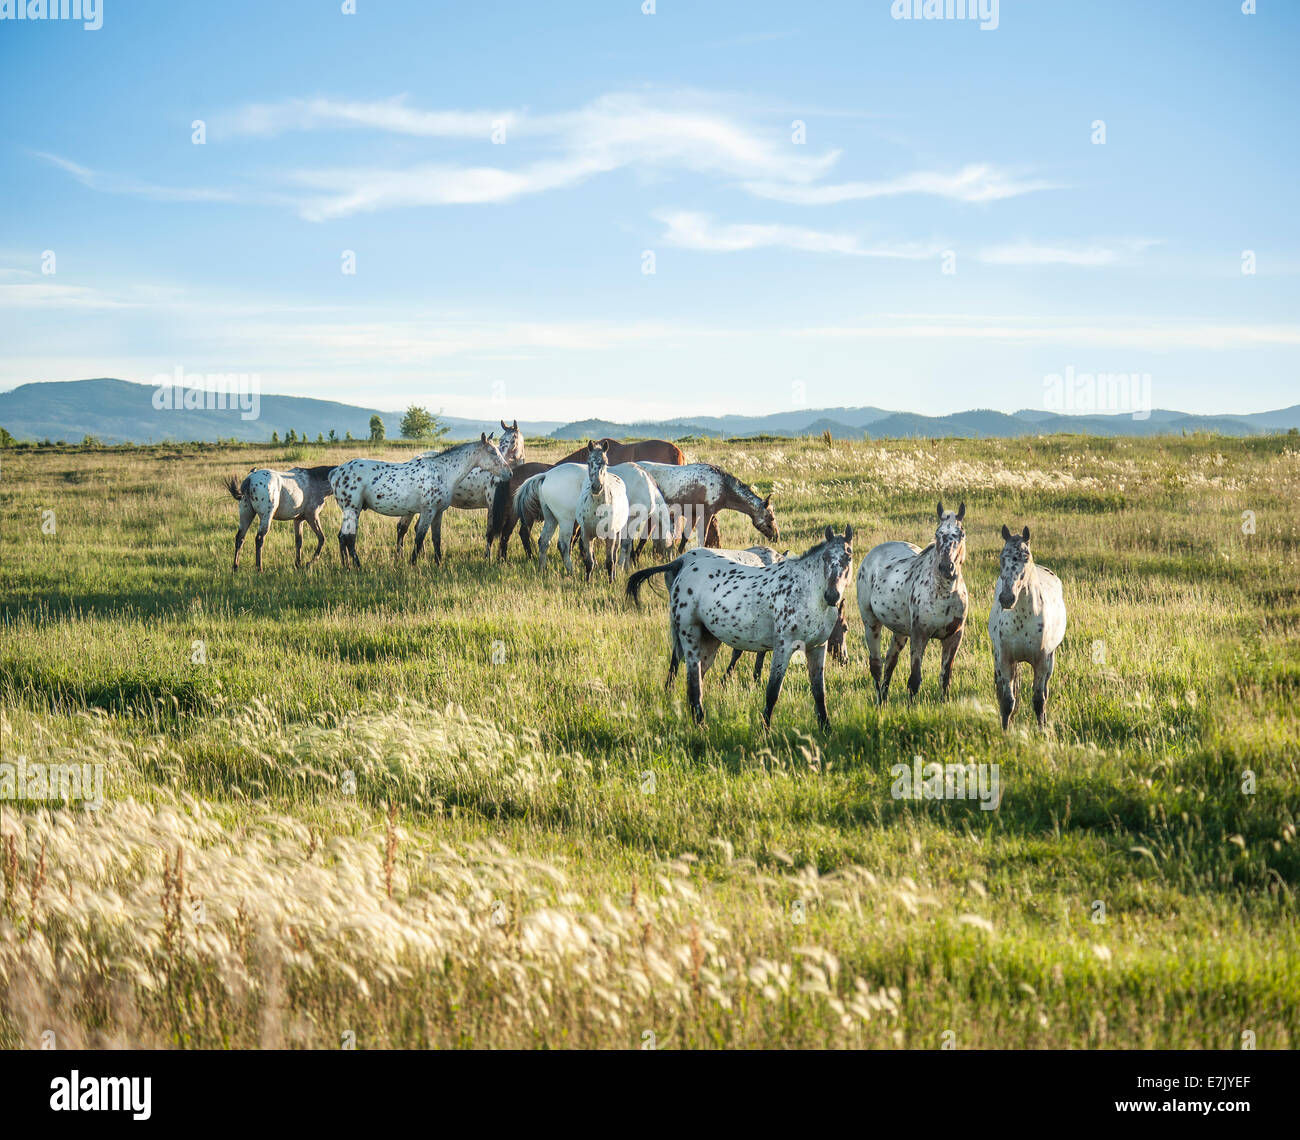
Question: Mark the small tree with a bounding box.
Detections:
[400,406,448,444]
[328,429,338,443]
[369,415,385,442]
[271,430,280,444]
[345,430,354,441]
[0,425,14,448]
[287,429,297,443]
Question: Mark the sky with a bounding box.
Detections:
[1,0,1297,423]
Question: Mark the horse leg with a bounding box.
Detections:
[752,651,766,683]
[294,518,304,568]
[906,629,928,701]
[306,512,326,565]
[431,509,445,566]
[863,610,884,695]
[995,649,1017,729]
[762,643,793,729]
[605,536,617,583]
[395,513,414,559]
[807,643,830,730]
[560,528,576,576]
[410,514,432,565]
[879,633,907,704]
[704,512,721,549]
[679,622,709,724]
[536,514,556,573]
[232,502,254,571]
[939,626,964,701]
[254,519,270,572]
[1033,651,1055,727]
[721,648,744,686]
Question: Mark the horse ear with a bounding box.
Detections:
[512,420,519,431]
[586,440,594,452]
[1022,525,1031,543]
[844,523,854,544]
[500,419,509,432]
[480,431,488,443]
[763,494,772,507]
[957,502,965,522]
[1001,524,1011,542]
[824,525,834,542]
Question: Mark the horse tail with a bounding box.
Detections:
[512,473,545,530]
[625,557,683,608]
[487,475,513,542]
[225,473,249,501]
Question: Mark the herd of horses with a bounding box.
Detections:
[225,425,1067,730]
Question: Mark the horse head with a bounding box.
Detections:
[497,420,524,467]
[819,523,854,608]
[476,431,513,480]
[996,523,1032,609]
[585,440,608,492]
[934,500,967,580]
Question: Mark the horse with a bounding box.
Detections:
[224,465,336,572]
[576,442,630,582]
[989,524,1067,729]
[395,420,525,560]
[856,502,969,703]
[610,461,673,567]
[486,438,690,560]
[635,462,777,553]
[329,433,511,567]
[512,462,586,573]
[627,525,854,729]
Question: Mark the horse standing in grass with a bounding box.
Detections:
[396,419,525,560]
[610,461,673,567]
[856,502,969,703]
[576,442,630,582]
[636,461,778,553]
[486,438,690,560]
[225,465,336,572]
[512,463,586,574]
[627,526,854,729]
[989,524,1067,729]
[330,434,511,567]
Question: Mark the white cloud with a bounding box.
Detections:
[745,163,1060,205]
[657,210,940,258]
[976,238,1158,267]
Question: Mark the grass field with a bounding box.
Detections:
[1,433,1298,1049]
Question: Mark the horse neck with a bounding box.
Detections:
[723,477,762,519]
[442,444,487,481]
[920,545,962,597]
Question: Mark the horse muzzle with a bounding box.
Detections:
[824,586,842,607]
[999,590,1016,609]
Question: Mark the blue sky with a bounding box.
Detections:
[1,0,1297,422]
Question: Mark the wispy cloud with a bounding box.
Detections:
[976,238,1158,267]
[745,163,1060,205]
[35,152,248,205]
[657,210,940,258]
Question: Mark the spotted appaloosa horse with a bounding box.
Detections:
[329,434,511,567]
[396,420,525,560]
[576,442,630,582]
[990,524,1067,729]
[636,462,778,553]
[627,525,854,729]
[486,438,690,560]
[225,465,336,571]
[857,502,969,703]
[512,463,585,573]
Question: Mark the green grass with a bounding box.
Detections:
[1,433,1297,1048]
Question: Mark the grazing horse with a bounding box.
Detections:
[486,438,689,560]
[330,433,511,567]
[627,525,854,729]
[513,463,586,573]
[857,502,969,703]
[396,420,525,560]
[225,465,336,572]
[576,442,630,582]
[989,524,1067,729]
[636,461,778,552]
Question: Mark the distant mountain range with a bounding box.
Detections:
[2,378,1298,445]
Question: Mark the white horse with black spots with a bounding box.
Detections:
[627,525,854,729]
[512,462,583,574]
[636,461,778,552]
[857,502,969,703]
[990,524,1067,729]
[225,465,336,572]
[576,442,630,582]
[330,433,511,567]
[395,420,526,561]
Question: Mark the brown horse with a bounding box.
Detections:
[486,438,697,559]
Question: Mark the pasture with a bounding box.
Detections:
[1,433,1298,1049]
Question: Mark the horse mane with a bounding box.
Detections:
[419,438,483,460]
[721,468,763,510]
[300,464,337,479]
